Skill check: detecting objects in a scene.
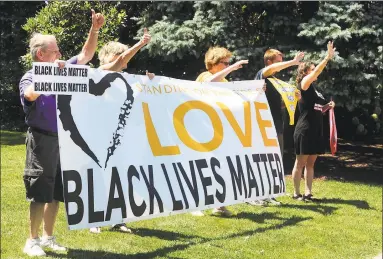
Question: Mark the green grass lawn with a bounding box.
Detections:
[1,130,382,259]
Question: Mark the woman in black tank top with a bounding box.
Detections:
[291,41,336,201]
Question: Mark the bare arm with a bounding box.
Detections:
[24,84,40,102]
[77,9,105,65]
[301,41,336,91]
[99,28,151,71]
[262,51,304,78]
[205,60,249,82]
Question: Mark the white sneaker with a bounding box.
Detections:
[23,238,46,257]
[90,227,101,234]
[191,210,205,216]
[247,200,267,206]
[40,236,66,251]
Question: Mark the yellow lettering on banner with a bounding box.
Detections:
[142,103,181,156]
[134,84,143,92]
[152,85,162,94]
[173,101,223,152]
[164,85,172,93]
[254,102,278,147]
[217,101,252,147]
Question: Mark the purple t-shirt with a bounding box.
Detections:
[19,56,78,133]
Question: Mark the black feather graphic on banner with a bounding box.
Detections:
[57,72,135,168]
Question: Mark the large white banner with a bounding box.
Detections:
[54,68,285,230]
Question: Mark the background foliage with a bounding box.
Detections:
[1,1,382,141]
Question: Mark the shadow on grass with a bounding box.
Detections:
[48,215,311,259]
[46,243,191,259]
[235,211,282,223]
[133,227,202,241]
[318,198,372,209]
[280,203,338,215]
[0,130,25,146]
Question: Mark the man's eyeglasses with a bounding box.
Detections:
[220,61,230,66]
[46,49,61,55]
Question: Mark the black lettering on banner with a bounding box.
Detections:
[68,67,87,77]
[88,169,104,223]
[267,154,279,194]
[260,154,272,195]
[35,82,52,92]
[274,153,285,193]
[245,155,259,198]
[177,161,199,207]
[35,65,52,75]
[161,164,183,211]
[195,159,214,205]
[227,155,248,200]
[252,154,265,196]
[63,170,84,225]
[54,67,67,76]
[105,167,127,221]
[210,157,226,203]
[172,163,189,209]
[128,165,147,217]
[139,165,164,214]
[53,82,67,92]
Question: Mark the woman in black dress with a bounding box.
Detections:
[292,41,336,201]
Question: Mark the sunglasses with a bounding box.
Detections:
[220,61,230,66]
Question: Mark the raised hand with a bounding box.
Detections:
[91,9,105,30]
[140,28,151,46]
[54,59,66,69]
[326,41,336,60]
[146,70,155,80]
[329,101,335,109]
[293,51,305,64]
[231,60,248,71]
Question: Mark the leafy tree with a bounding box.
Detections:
[0,1,44,130]
[134,1,316,80]
[21,1,126,69]
[294,2,383,138]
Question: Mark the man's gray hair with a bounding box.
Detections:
[29,33,56,61]
[99,41,129,65]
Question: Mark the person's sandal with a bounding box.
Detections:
[292,194,303,201]
[110,223,132,233]
[303,194,319,202]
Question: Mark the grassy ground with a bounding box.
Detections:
[1,130,382,259]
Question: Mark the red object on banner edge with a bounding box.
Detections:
[329,108,337,155]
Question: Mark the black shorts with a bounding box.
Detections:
[23,127,64,203]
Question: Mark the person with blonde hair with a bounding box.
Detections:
[196,46,248,82]
[98,28,153,79]
[89,28,153,234]
[292,41,336,201]
[192,47,248,217]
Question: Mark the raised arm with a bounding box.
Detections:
[99,28,151,71]
[76,9,105,65]
[204,60,248,82]
[301,41,335,91]
[262,51,304,78]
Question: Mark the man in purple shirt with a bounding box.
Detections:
[19,10,104,257]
